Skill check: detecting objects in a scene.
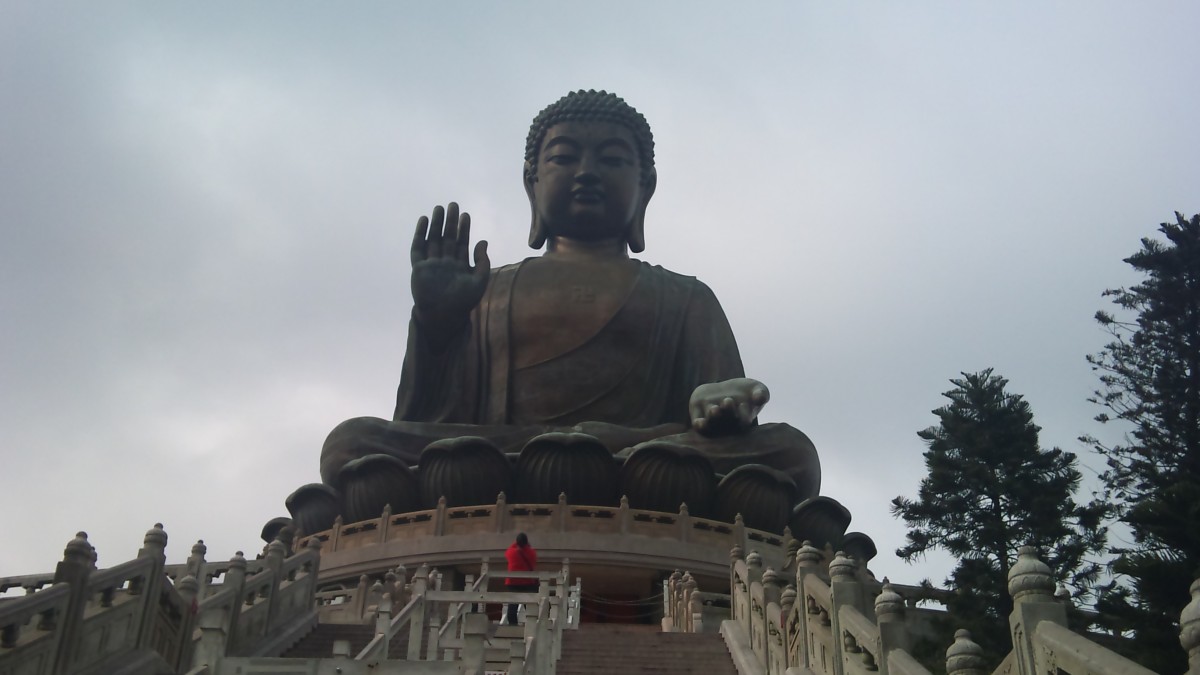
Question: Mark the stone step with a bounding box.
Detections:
[558,625,737,675]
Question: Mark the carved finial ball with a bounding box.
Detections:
[875,580,905,620]
[730,544,744,561]
[177,574,199,595]
[829,551,855,580]
[796,541,823,568]
[745,550,763,570]
[144,523,167,548]
[1007,546,1054,601]
[525,90,655,186]
[762,567,782,588]
[780,584,797,609]
[946,629,987,675]
[231,551,247,569]
[64,531,92,559]
[1180,578,1200,654]
[191,540,207,556]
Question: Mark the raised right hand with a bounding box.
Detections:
[410,203,490,329]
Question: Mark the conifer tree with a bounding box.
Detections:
[1083,212,1200,673]
[893,369,1108,662]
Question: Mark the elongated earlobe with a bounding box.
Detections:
[628,171,657,253]
[524,161,546,249]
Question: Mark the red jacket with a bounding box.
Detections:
[505,542,538,586]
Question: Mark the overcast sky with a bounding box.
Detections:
[2,2,1197,590]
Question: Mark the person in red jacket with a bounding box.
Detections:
[504,533,537,625]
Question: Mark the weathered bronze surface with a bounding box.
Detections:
[303,91,827,535]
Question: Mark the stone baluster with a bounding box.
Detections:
[374,592,392,659]
[1007,546,1065,675]
[186,540,208,599]
[426,571,443,660]
[618,495,632,534]
[783,527,799,570]
[678,502,691,543]
[762,567,786,670]
[690,587,704,633]
[434,496,448,536]
[495,491,509,532]
[263,537,286,628]
[352,574,370,621]
[664,569,682,631]
[134,524,168,651]
[729,545,744,610]
[682,573,697,632]
[790,541,822,670]
[223,551,248,652]
[555,492,568,531]
[175,574,199,670]
[945,630,987,675]
[874,579,908,675]
[1182,578,1200,675]
[50,532,96,675]
[734,514,747,553]
[328,515,343,551]
[827,551,861,675]
[461,612,490,675]
[379,503,392,543]
[406,564,429,660]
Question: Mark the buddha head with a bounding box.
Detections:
[524,90,657,252]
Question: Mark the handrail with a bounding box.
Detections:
[0,582,70,649]
[1033,621,1156,675]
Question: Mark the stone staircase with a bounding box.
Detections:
[557,623,737,675]
[281,622,416,659]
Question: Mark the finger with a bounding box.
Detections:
[472,240,491,280]
[457,212,472,262]
[692,416,708,431]
[443,202,460,254]
[706,404,721,421]
[428,205,445,258]
[720,397,736,413]
[411,216,430,265]
[738,401,752,425]
[751,384,770,406]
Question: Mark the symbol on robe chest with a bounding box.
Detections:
[569,285,596,303]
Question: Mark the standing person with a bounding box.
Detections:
[504,533,537,625]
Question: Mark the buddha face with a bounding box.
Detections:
[526,121,654,246]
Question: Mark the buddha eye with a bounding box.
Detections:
[544,150,578,165]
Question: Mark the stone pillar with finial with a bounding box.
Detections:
[874,579,908,675]
[134,523,169,651]
[186,539,208,598]
[1181,578,1200,675]
[946,629,987,675]
[827,550,862,675]
[51,531,96,675]
[791,540,823,670]
[174,574,199,670]
[1007,546,1066,675]
[263,537,287,629]
[222,551,248,653]
[406,564,429,660]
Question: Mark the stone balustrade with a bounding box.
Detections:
[0,524,323,675]
[687,541,1196,675]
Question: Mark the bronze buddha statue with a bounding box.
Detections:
[284,91,854,547]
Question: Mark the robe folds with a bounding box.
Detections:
[321,259,819,499]
[394,259,745,428]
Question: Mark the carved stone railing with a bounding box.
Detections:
[208,558,580,675]
[299,493,789,583]
[0,525,201,675]
[0,524,323,675]
[714,541,1196,675]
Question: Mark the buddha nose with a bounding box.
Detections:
[575,154,600,183]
